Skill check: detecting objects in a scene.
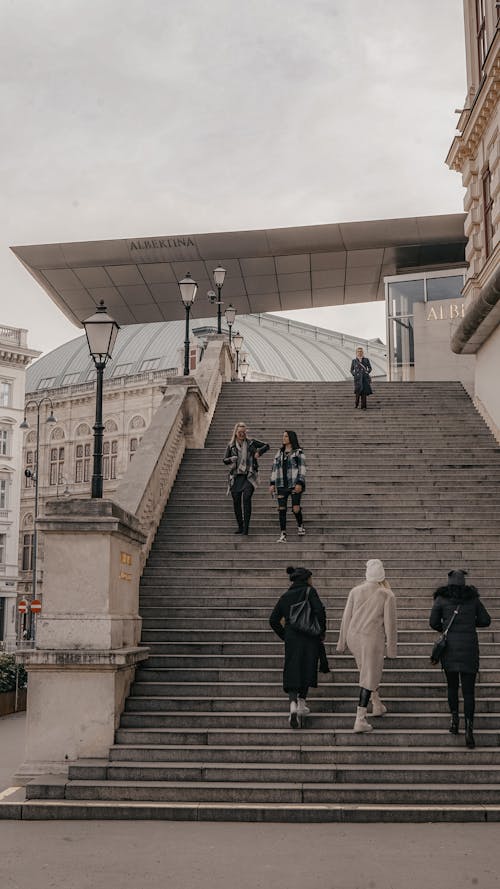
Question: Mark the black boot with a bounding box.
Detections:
[449,712,459,735]
[465,718,475,749]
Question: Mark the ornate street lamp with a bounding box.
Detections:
[240,358,249,382]
[213,265,226,334]
[178,272,198,376]
[83,301,120,498]
[224,304,236,345]
[20,398,57,638]
[233,331,243,376]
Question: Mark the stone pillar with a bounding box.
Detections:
[16,498,148,781]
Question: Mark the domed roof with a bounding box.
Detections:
[26,313,386,392]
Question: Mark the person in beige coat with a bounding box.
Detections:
[337,558,397,732]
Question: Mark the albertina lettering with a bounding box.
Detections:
[130,237,195,250]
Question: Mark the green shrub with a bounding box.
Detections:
[0,654,28,693]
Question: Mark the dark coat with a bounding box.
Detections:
[429,584,491,673]
[350,357,372,395]
[269,582,326,692]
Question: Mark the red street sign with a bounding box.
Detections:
[18,599,28,614]
[31,599,42,614]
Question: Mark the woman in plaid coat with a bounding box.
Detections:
[269,431,307,543]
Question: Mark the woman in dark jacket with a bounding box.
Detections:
[350,346,372,409]
[429,569,491,749]
[269,566,326,728]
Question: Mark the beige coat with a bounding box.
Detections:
[336,580,397,690]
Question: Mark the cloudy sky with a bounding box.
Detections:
[1,0,466,356]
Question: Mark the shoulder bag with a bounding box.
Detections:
[430,606,460,665]
[289,588,322,637]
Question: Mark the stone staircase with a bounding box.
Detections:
[17,381,500,820]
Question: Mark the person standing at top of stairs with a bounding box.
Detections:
[351,347,372,410]
[429,569,491,750]
[223,422,269,535]
[337,559,398,732]
[269,430,307,543]
[269,566,327,728]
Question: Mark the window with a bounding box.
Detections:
[190,348,197,371]
[25,451,34,487]
[140,358,160,372]
[38,377,56,389]
[22,533,34,571]
[475,0,487,69]
[0,381,11,408]
[62,373,81,386]
[75,443,91,483]
[483,168,494,258]
[426,276,464,301]
[0,534,5,564]
[129,437,141,461]
[103,440,118,480]
[0,478,7,509]
[0,428,9,456]
[113,363,133,377]
[49,447,65,485]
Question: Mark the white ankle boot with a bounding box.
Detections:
[353,706,373,732]
[289,700,299,729]
[297,698,310,716]
[371,690,387,717]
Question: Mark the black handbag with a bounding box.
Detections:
[289,588,322,637]
[430,606,459,665]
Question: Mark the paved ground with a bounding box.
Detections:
[1,712,499,889]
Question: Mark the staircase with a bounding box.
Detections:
[20,381,500,821]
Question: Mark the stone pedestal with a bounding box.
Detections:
[15,499,148,781]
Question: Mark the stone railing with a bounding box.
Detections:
[15,336,233,779]
[114,336,232,562]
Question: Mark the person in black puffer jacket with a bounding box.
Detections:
[429,569,491,749]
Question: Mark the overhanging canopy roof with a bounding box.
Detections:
[12,214,466,327]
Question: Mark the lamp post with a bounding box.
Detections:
[224,304,236,345]
[240,358,249,382]
[233,331,243,376]
[20,398,57,638]
[213,265,226,334]
[178,272,198,376]
[83,301,120,499]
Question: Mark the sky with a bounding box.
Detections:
[0,0,467,356]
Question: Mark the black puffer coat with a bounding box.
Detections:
[429,584,491,673]
[269,583,326,693]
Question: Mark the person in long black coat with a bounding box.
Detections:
[350,346,372,409]
[269,566,326,728]
[429,569,491,749]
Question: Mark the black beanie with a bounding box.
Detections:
[448,569,467,587]
[287,565,312,583]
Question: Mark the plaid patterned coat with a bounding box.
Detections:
[269,448,306,491]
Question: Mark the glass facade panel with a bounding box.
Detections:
[389,280,424,316]
[389,318,415,382]
[426,276,463,301]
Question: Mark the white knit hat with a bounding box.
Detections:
[366,558,385,582]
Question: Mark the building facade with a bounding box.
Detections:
[0,325,40,648]
[446,1,500,432]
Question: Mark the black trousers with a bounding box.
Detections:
[444,670,477,720]
[231,475,254,530]
[288,688,309,701]
[355,393,367,409]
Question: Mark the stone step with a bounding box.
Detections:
[28,779,500,806]
[107,744,500,766]
[65,761,500,786]
[3,799,499,823]
[114,727,500,748]
[129,681,500,699]
[118,711,500,730]
[123,696,500,714]
[135,667,500,683]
